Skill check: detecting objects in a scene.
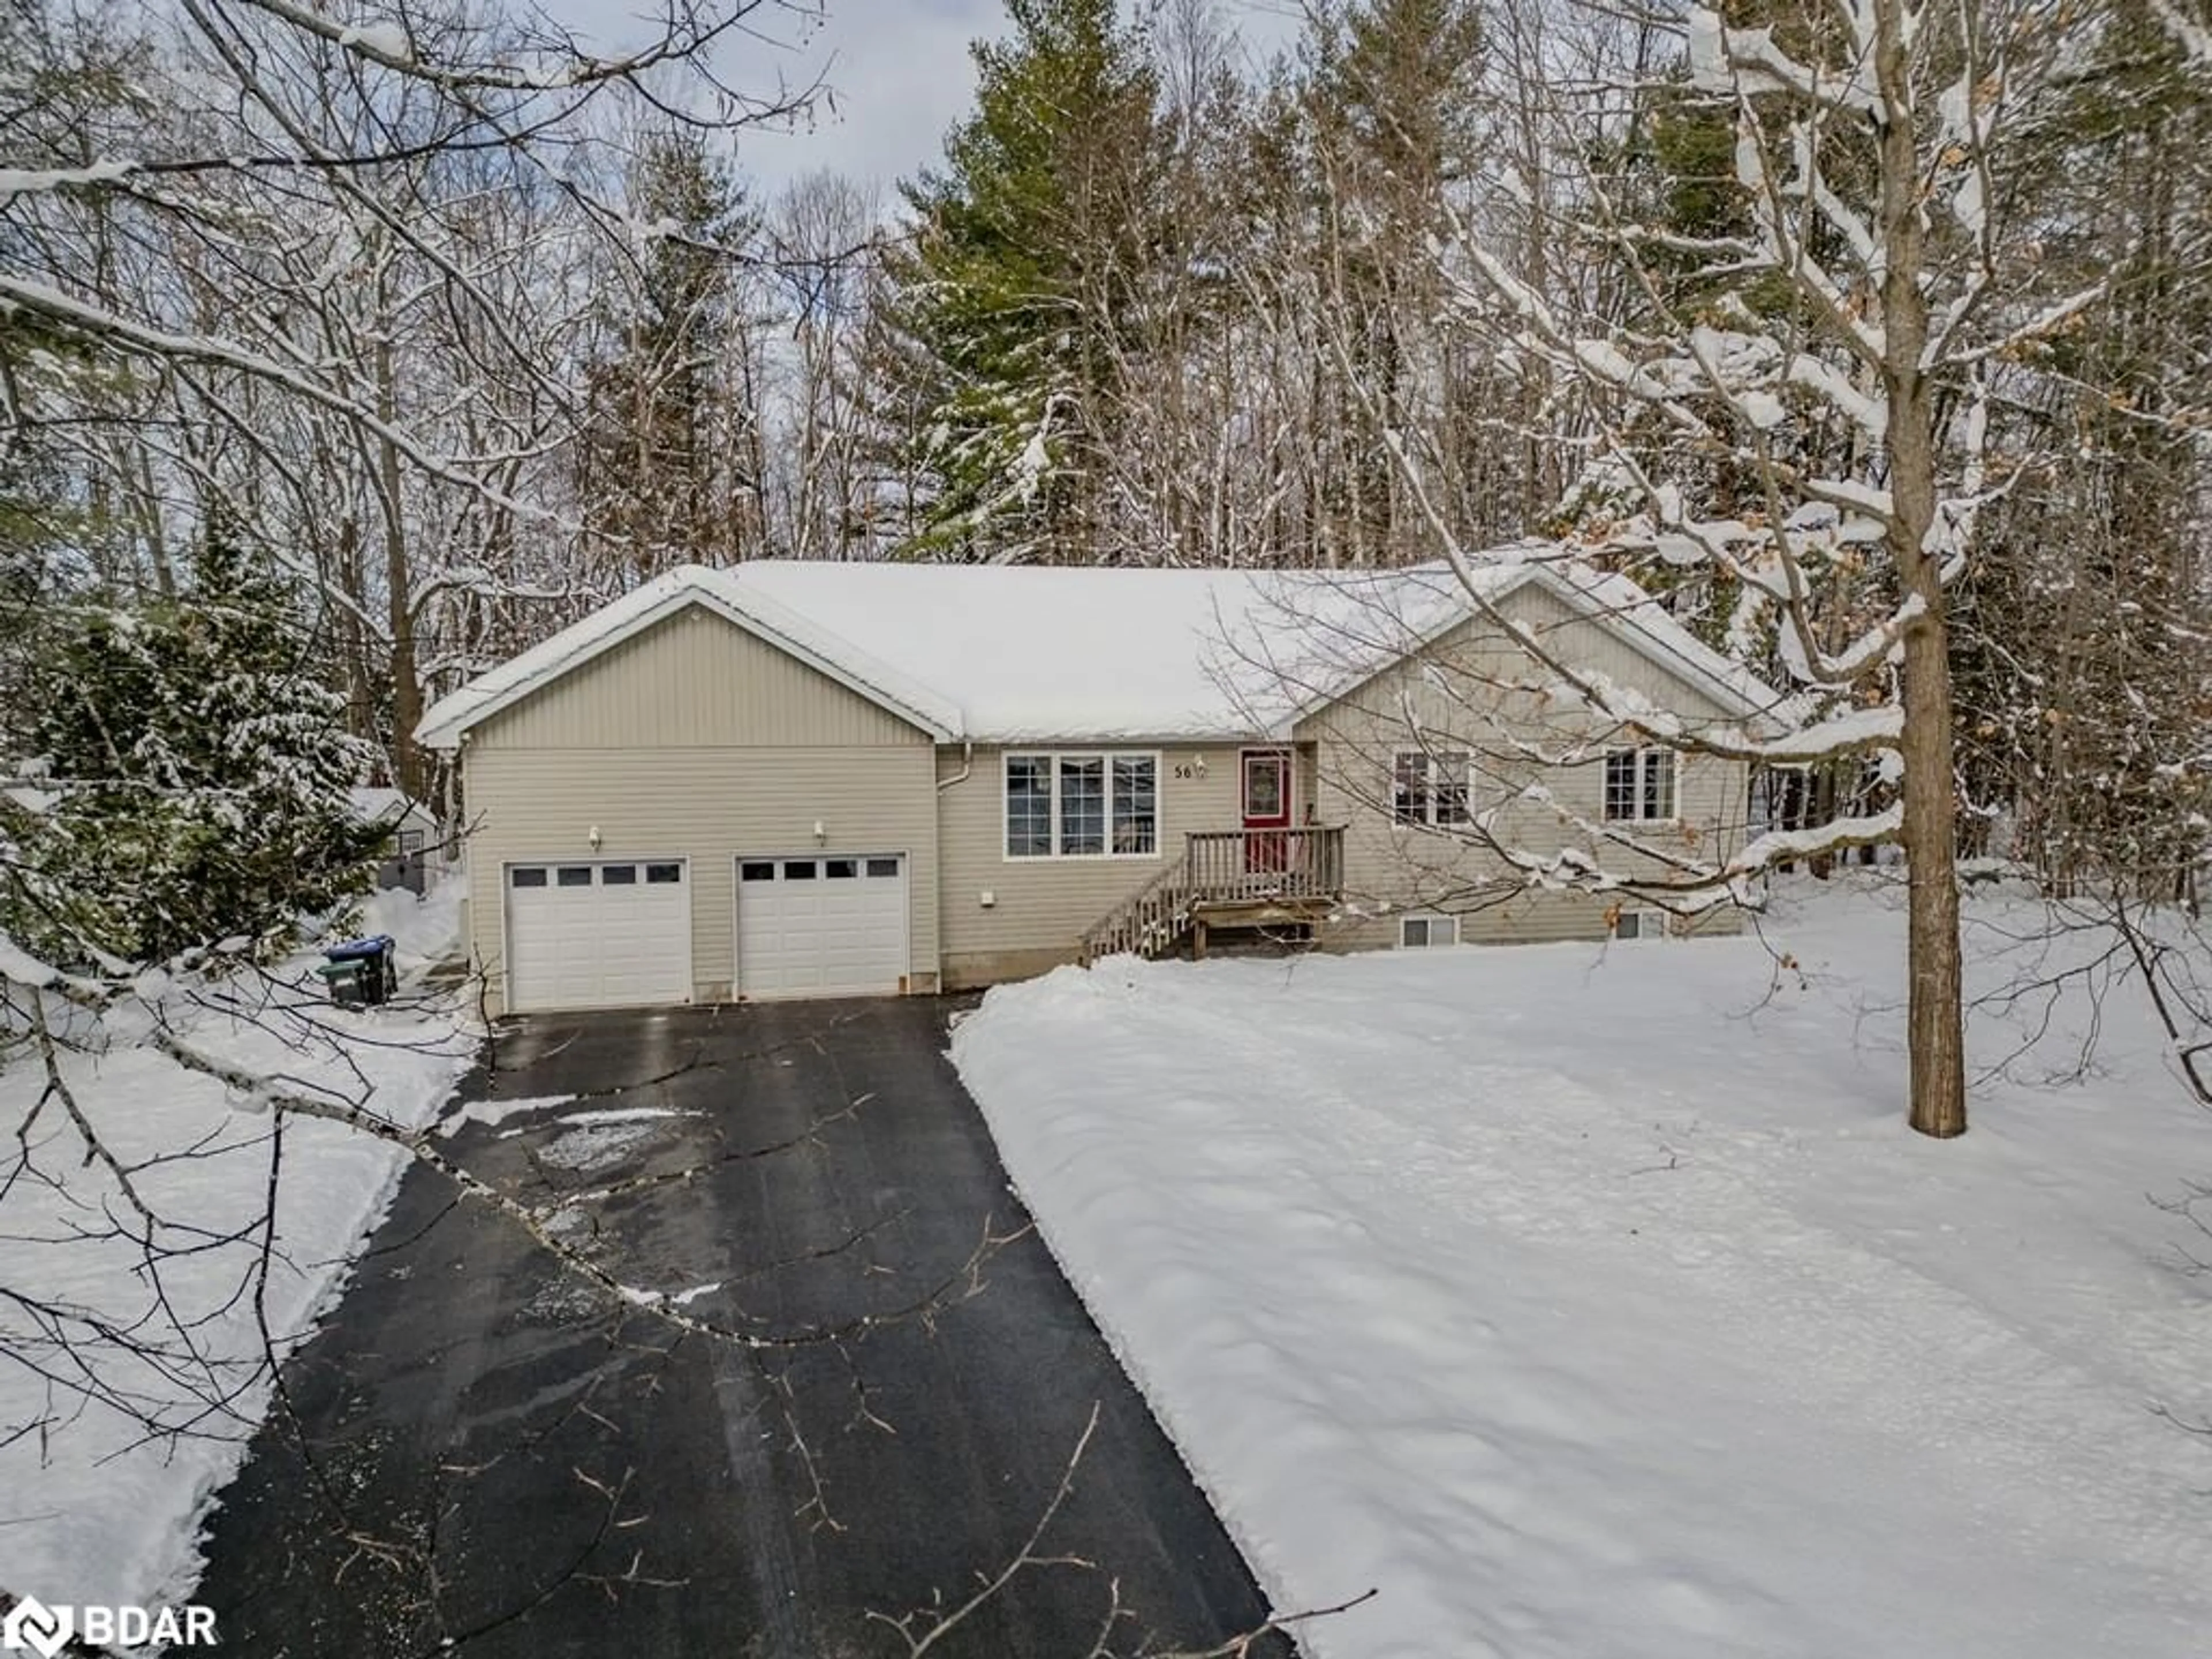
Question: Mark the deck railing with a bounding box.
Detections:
[1184,826,1344,904]
[1080,826,1345,963]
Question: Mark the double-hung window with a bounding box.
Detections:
[1603,748,1677,823]
[1392,749,1472,828]
[1005,753,1158,858]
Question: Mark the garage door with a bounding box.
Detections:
[737,855,907,999]
[506,859,692,1013]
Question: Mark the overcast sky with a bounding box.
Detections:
[550,0,1300,199]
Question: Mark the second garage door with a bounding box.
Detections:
[737,854,908,999]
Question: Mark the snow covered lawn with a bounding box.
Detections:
[1,884,477,1612]
[951,882,2212,1659]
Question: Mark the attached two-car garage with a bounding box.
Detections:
[505,853,911,1013]
[427,577,950,1018]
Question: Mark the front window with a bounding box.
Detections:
[1113,757,1158,854]
[1006,752,1159,858]
[1059,757,1106,855]
[1006,755,1053,857]
[1392,750,1471,828]
[1604,748,1677,823]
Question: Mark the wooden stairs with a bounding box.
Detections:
[1079,827,1346,964]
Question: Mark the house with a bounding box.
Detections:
[415,551,1782,1016]
[348,787,447,895]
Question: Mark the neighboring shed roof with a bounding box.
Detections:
[415,550,1787,751]
[348,787,431,827]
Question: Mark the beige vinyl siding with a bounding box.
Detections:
[935,743,1258,986]
[469,606,922,751]
[1299,582,1752,949]
[460,605,938,1013]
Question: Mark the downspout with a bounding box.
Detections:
[936,741,974,792]
[930,740,973,995]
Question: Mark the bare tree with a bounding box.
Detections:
[2,0,823,801]
[1353,0,2129,1137]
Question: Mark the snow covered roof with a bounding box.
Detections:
[415,550,1786,751]
[348,787,431,827]
[414,570,965,750]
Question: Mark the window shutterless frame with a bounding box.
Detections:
[1001,750,1164,861]
[1399,913,1460,948]
[1391,749,1472,828]
[1603,748,1679,823]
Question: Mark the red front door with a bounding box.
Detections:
[1242,749,1291,873]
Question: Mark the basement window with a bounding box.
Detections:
[1399,914,1460,949]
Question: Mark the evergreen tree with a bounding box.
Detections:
[882,0,1161,562]
[578,129,762,573]
[1303,0,1487,562]
[7,520,380,969]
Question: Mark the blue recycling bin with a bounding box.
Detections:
[319,934,397,1005]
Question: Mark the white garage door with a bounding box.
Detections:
[506,859,692,1013]
[737,854,908,999]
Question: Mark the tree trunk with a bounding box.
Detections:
[1878,0,1967,1138]
[376,332,423,804]
[1897,578,1967,1138]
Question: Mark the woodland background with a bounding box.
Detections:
[3,0,2208,954]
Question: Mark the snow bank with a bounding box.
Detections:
[951,881,2212,1659]
[0,947,477,1611]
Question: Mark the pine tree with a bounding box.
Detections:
[1302,0,1488,562]
[882,0,1161,562]
[578,129,762,574]
[10,520,380,969]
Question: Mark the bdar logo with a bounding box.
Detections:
[1,1597,71,1659]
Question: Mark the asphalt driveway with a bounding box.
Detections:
[195,998,1290,1657]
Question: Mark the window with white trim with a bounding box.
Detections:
[1399,914,1460,948]
[1603,748,1676,823]
[1613,910,1666,941]
[1392,749,1471,827]
[1005,752,1159,858]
